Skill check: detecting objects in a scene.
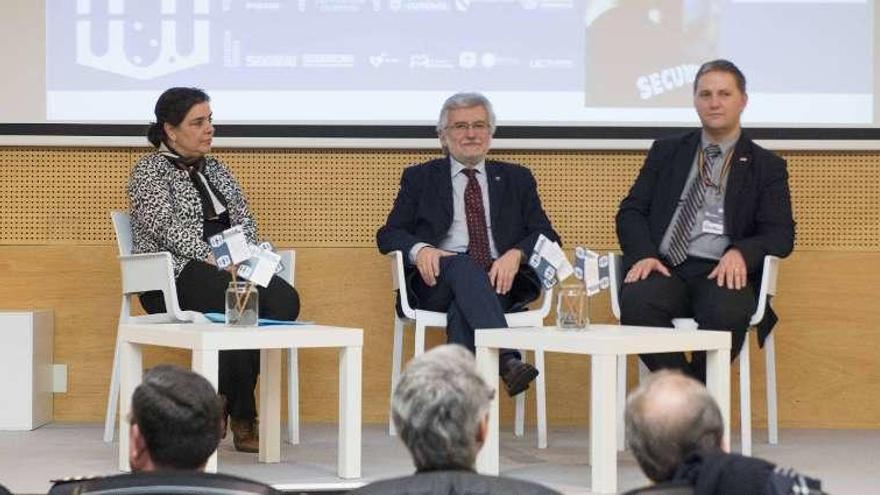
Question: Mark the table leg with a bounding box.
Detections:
[118,341,142,472]
[706,346,731,450]
[338,345,362,478]
[591,354,617,494]
[192,350,219,473]
[474,346,500,475]
[616,354,627,452]
[259,349,282,463]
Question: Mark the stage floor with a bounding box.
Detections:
[0,423,875,494]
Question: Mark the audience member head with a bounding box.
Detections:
[625,370,724,482]
[391,344,495,472]
[436,92,496,166]
[146,87,213,159]
[129,364,223,472]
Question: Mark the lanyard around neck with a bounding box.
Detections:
[698,145,734,192]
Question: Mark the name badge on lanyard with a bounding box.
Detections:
[698,146,730,237]
[701,193,725,235]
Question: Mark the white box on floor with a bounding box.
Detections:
[0,310,54,430]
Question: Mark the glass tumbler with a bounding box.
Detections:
[556,283,589,330]
[226,281,259,326]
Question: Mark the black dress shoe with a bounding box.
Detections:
[500,359,539,397]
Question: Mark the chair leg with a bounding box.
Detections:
[739,334,752,456]
[287,348,300,445]
[103,322,124,443]
[389,316,405,436]
[638,358,650,379]
[765,332,779,445]
[514,348,526,437]
[514,386,525,437]
[616,355,627,451]
[414,319,426,356]
[535,349,547,449]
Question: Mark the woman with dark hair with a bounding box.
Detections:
[129,87,300,453]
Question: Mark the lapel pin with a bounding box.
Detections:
[494,176,501,181]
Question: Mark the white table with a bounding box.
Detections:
[117,323,362,478]
[474,325,731,494]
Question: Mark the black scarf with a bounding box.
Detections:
[160,145,228,222]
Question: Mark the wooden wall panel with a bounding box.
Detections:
[0,148,131,244]
[784,151,880,250]
[0,247,876,428]
[0,146,877,429]
[1,147,877,250]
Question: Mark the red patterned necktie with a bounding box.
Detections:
[462,169,493,271]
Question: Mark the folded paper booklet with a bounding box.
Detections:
[209,226,283,287]
[237,244,281,288]
[528,234,573,289]
[574,246,611,296]
[258,241,286,275]
[208,225,251,268]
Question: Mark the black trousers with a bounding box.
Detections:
[619,257,755,382]
[410,254,534,370]
[140,260,300,420]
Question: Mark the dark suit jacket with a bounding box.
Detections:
[377,157,560,308]
[616,130,795,343]
[350,470,562,495]
[49,471,280,495]
[670,451,825,495]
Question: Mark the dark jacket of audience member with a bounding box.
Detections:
[49,365,277,495]
[624,370,824,495]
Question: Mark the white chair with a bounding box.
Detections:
[387,250,552,448]
[104,211,302,445]
[608,252,780,456]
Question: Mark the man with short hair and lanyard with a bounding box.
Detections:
[616,59,795,381]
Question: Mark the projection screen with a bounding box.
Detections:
[1,0,878,148]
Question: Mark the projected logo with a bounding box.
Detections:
[76,0,210,80]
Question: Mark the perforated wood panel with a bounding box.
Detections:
[219,148,643,249]
[0,147,131,244]
[783,151,880,250]
[1,146,879,426]
[492,150,642,250]
[218,149,435,247]
[0,147,877,250]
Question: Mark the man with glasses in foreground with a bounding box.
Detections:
[377,92,560,397]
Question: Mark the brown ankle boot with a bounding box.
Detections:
[230,418,259,453]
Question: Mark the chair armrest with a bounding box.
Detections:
[608,252,624,321]
[119,252,177,295]
[387,251,416,320]
[277,250,295,286]
[535,285,554,319]
[119,252,204,323]
[750,255,781,325]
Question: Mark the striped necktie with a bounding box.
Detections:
[665,144,722,266]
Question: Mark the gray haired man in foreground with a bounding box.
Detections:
[352,344,560,495]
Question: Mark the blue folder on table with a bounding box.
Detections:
[203,313,314,326]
